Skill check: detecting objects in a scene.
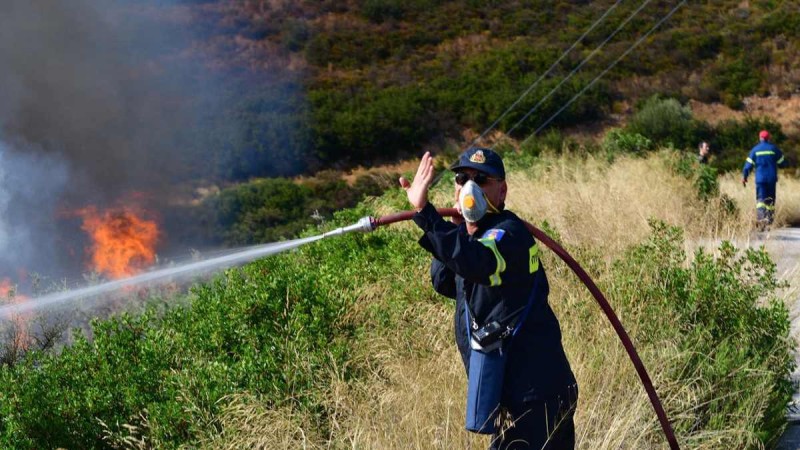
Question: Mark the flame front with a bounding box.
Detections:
[1,278,29,351]
[76,206,160,279]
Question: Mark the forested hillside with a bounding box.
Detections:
[157,0,800,247]
[183,0,800,178]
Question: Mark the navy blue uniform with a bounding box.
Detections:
[743,142,786,224]
[413,202,577,449]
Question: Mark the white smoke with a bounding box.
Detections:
[0,138,70,278]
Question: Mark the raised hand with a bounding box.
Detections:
[399,151,435,211]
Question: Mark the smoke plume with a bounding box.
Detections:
[0,0,248,283]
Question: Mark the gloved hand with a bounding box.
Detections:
[741,178,747,187]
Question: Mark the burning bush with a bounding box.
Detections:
[75,206,160,280]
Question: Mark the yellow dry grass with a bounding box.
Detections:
[505,152,752,253]
[719,170,800,228]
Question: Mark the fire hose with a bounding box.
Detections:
[324,208,680,450]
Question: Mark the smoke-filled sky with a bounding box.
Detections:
[0,0,223,199]
[0,0,251,282]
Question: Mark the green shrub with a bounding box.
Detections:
[710,116,787,173]
[614,220,793,446]
[709,56,767,109]
[199,173,389,246]
[360,0,408,22]
[602,128,654,155]
[626,96,698,149]
[693,164,720,201]
[670,152,720,201]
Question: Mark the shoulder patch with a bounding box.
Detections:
[481,228,506,241]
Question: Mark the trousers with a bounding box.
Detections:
[755,182,776,224]
[489,385,578,450]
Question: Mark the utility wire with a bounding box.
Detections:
[524,0,687,143]
[471,0,625,148]
[497,0,657,144]
[431,0,628,186]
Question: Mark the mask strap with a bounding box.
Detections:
[485,195,500,213]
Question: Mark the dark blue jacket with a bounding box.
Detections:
[743,141,785,184]
[413,203,575,405]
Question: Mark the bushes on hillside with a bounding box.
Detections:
[626,96,698,150]
[199,172,393,245]
[193,0,800,178]
[607,96,794,178]
[310,86,435,164]
[602,129,654,155]
[709,116,787,172]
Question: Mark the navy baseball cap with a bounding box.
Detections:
[449,147,506,179]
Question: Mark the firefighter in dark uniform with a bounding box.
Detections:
[742,130,787,228]
[399,148,577,450]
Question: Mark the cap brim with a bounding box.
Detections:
[449,161,504,178]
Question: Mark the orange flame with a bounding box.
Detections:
[1,278,30,351]
[76,206,160,279]
[0,279,12,298]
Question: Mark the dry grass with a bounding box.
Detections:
[505,152,753,254]
[195,152,792,449]
[719,171,800,228]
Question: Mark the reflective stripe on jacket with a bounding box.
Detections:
[743,142,785,183]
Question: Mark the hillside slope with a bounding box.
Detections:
[147,0,800,177]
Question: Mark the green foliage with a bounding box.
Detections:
[709,116,787,173]
[626,96,698,150]
[602,128,654,155]
[709,57,767,109]
[177,0,800,178]
[670,152,721,201]
[200,172,391,245]
[197,80,314,181]
[615,221,793,445]
[360,0,438,22]
[309,86,435,163]
[693,164,720,201]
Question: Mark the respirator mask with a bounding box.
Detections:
[458,180,499,223]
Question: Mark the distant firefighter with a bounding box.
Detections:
[697,141,710,164]
[742,130,786,229]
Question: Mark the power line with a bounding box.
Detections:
[431,0,628,185]
[524,0,688,143]
[471,0,625,147]
[498,0,657,143]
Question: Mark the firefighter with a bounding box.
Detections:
[697,141,710,164]
[742,130,786,228]
[399,148,577,450]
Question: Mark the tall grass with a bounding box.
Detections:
[719,171,800,228]
[191,152,794,449]
[504,151,751,253]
